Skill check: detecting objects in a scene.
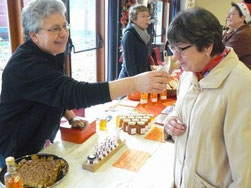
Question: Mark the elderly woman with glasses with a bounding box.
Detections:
[0,0,169,168]
[118,4,151,79]
[164,8,251,187]
[223,0,251,70]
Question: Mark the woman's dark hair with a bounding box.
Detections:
[167,7,225,56]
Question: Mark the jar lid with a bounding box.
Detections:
[128,121,136,125]
[137,121,145,126]
[87,154,96,161]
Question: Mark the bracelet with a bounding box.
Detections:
[68,117,75,125]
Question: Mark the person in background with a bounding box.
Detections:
[164,7,251,187]
[223,0,251,70]
[0,0,169,169]
[118,4,151,78]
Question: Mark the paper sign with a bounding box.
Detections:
[144,126,164,142]
[112,149,151,172]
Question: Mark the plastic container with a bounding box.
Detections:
[127,92,141,101]
[60,121,96,144]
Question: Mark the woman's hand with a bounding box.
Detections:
[164,117,186,136]
[69,116,89,129]
[133,71,169,93]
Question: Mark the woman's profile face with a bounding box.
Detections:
[171,43,213,73]
[133,11,150,29]
[226,7,245,29]
[30,13,69,56]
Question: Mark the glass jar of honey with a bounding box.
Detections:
[141,118,150,131]
[98,117,107,131]
[122,119,130,132]
[136,121,146,135]
[128,122,137,135]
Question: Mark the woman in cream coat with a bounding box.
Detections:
[164,8,251,187]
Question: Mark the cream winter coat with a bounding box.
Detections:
[167,49,251,188]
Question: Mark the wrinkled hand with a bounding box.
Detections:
[69,116,89,129]
[164,117,186,136]
[133,71,169,93]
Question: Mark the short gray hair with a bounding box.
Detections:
[21,0,66,40]
[129,4,149,23]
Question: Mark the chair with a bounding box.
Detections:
[148,54,155,65]
[153,47,163,66]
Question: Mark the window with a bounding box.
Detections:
[0,0,11,92]
[154,1,163,44]
[68,0,97,82]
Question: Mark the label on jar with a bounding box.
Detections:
[161,96,167,100]
[140,99,147,104]
[141,128,146,134]
[130,128,136,135]
[151,98,157,102]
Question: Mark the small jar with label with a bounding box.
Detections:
[128,122,137,135]
[97,116,107,131]
[122,119,130,132]
[136,121,146,135]
[119,116,127,128]
[141,118,150,130]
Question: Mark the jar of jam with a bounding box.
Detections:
[136,121,146,135]
[122,119,130,132]
[141,118,150,131]
[128,122,137,135]
[119,116,127,128]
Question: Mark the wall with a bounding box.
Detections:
[181,0,242,26]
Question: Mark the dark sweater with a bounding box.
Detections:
[118,23,151,78]
[0,40,111,159]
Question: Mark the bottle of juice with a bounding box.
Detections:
[150,93,158,105]
[4,156,23,188]
[140,93,148,108]
[160,89,167,102]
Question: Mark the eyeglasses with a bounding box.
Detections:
[40,23,70,34]
[168,44,193,54]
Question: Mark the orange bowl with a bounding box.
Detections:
[127,92,141,101]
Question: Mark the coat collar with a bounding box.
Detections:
[198,48,239,89]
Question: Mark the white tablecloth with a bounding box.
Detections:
[0,101,175,188]
[40,127,175,188]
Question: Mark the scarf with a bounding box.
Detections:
[132,23,150,45]
[195,48,230,80]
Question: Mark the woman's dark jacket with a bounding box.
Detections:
[223,24,251,70]
[0,40,111,159]
[118,23,151,78]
